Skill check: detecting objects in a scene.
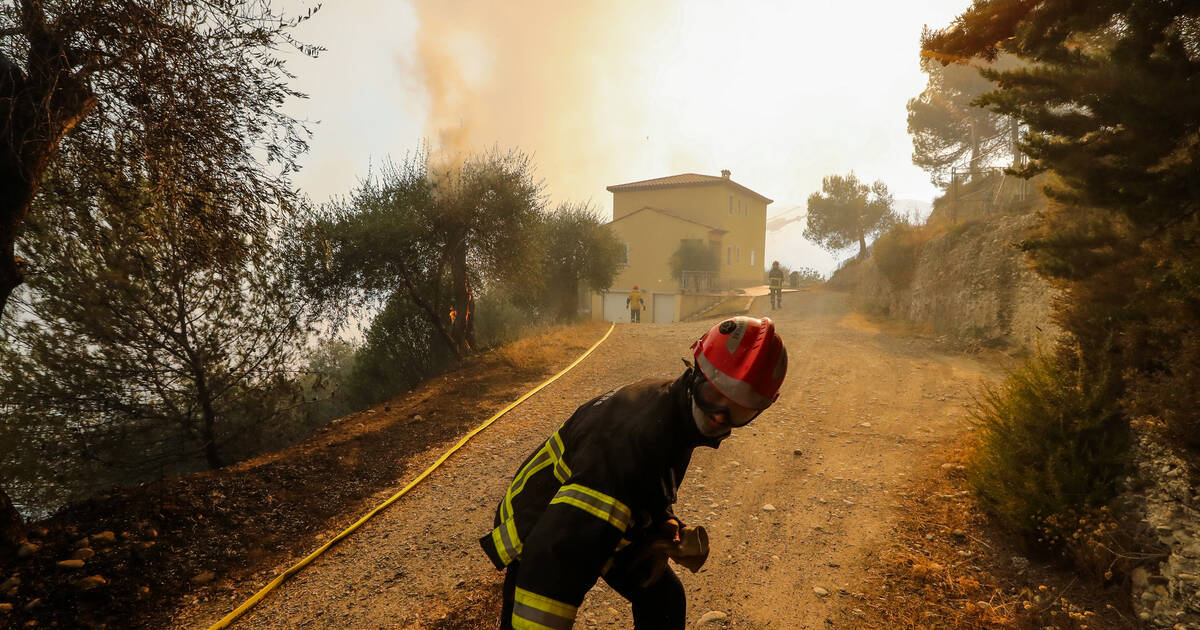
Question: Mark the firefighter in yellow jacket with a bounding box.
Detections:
[480,316,788,629]
[626,286,646,323]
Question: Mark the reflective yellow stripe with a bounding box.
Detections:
[549,433,571,482]
[491,527,512,565]
[549,484,633,532]
[490,517,522,566]
[513,587,576,630]
[505,449,553,520]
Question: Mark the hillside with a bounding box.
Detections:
[832,212,1058,354]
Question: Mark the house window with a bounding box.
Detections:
[729,196,733,215]
[726,246,732,265]
[620,243,629,265]
[750,250,755,267]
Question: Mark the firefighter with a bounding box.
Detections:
[480,316,788,629]
[626,285,646,323]
[767,261,785,310]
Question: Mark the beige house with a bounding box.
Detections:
[592,170,772,323]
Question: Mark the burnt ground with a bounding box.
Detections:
[0,323,607,629]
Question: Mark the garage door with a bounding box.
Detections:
[603,292,629,322]
[653,293,675,323]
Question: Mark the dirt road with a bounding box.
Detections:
[186,289,999,629]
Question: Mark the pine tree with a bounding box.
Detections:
[924,1,1200,444]
[907,41,1020,187]
[803,173,896,260]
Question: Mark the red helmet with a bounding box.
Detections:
[692,316,787,410]
[632,285,639,290]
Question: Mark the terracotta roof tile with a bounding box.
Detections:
[606,172,773,204]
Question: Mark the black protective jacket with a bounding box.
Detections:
[480,369,721,629]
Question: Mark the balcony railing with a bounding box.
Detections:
[679,271,720,293]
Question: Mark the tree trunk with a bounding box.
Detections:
[397,277,463,360]
[969,121,981,173]
[0,486,24,548]
[1010,116,1022,167]
[0,50,97,318]
[857,207,868,260]
[449,245,472,357]
[195,371,223,470]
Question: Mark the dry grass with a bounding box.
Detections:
[488,321,610,372]
[835,439,1134,629]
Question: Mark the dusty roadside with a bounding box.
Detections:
[177,289,1013,629]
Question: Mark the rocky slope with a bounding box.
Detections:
[839,213,1059,354]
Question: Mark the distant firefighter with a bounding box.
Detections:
[768,260,785,310]
[626,285,646,323]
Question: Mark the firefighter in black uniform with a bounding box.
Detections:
[480,316,788,629]
[768,260,785,310]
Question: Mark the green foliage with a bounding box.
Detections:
[872,220,925,289]
[291,147,546,358]
[924,2,1200,232]
[343,294,458,408]
[967,354,1130,541]
[803,173,896,260]
[0,175,308,512]
[924,1,1200,469]
[0,0,320,313]
[668,239,720,280]
[540,202,623,321]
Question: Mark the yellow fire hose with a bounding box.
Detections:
[207,322,615,629]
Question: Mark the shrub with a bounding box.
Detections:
[967,353,1131,543]
[872,220,925,288]
[473,290,534,350]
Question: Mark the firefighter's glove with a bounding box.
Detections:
[634,525,710,587]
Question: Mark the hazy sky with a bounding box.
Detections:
[282,0,969,273]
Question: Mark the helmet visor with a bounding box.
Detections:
[693,380,761,428]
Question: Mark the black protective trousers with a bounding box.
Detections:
[499,558,686,629]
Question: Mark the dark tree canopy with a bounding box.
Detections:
[803,173,895,260]
[0,0,318,543]
[0,172,308,513]
[924,1,1200,448]
[668,239,720,280]
[0,0,320,314]
[923,0,1200,229]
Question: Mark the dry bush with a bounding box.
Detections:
[873,220,929,289]
[966,353,1130,540]
[489,322,606,372]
